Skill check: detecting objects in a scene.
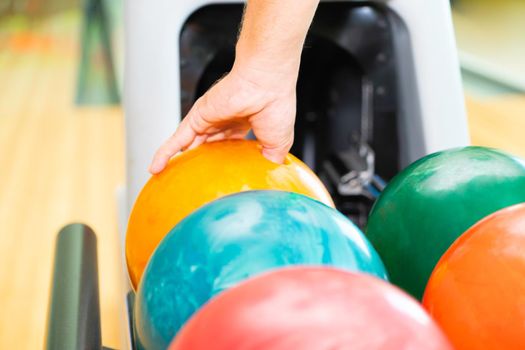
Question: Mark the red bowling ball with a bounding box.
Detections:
[169,267,452,350]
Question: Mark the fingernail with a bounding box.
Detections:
[262,149,284,164]
[149,161,162,174]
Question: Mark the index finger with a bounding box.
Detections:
[149,119,196,174]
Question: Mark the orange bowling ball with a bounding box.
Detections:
[126,140,334,289]
[423,203,525,350]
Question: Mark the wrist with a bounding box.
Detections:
[232,47,301,93]
[234,38,302,74]
[231,60,299,97]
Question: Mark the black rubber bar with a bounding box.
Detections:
[45,223,102,350]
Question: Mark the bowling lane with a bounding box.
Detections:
[0,11,125,350]
[466,95,525,159]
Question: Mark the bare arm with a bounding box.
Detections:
[235,0,319,79]
[150,0,320,173]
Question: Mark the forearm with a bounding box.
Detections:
[151,1,316,171]
[234,0,320,78]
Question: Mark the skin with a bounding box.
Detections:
[149,0,321,174]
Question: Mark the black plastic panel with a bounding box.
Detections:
[45,224,102,350]
[179,3,402,222]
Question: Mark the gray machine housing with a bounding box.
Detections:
[120,0,470,347]
[124,0,469,224]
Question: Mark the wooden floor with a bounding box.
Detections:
[467,95,525,158]
[453,0,525,91]
[0,9,524,350]
[0,12,126,349]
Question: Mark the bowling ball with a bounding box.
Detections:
[423,203,525,350]
[126,139,333,289]
[169,267,452,350]
[134,191,387,350]
[366,146,525,299]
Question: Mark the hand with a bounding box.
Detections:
[149,0,319,174]
[149,65,297,174]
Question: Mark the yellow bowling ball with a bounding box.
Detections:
[126,140,333,289]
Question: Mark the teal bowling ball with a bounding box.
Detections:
[134,190,387,350]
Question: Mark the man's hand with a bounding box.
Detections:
[149,0,320,174]
[149,66,297,174]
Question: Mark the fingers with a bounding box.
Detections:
[251,104,295,164]
[148,92,219,174]
[206,132,227,143]
[148,71,297,174]
[149,87,230,174]
[187,134,209,151]
[253,112,295,164]
[186,97,214,134]
[149,119,196,174]
[185,87,235,133]
[207,127,249,143]
[261,139,293,164]
[149,121,249,174]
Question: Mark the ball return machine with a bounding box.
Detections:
[45,1,469,349]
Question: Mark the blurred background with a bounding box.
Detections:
[0,0,523,348]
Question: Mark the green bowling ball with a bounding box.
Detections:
[366,146,525,299]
